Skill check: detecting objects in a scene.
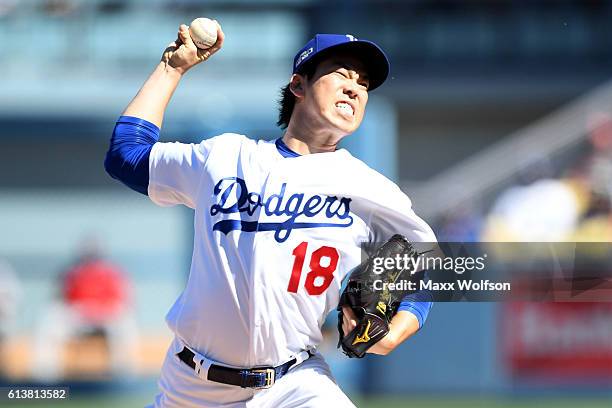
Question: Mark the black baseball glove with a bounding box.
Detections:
[337,234,421,358]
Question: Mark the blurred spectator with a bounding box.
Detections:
[32,238,138,382]
[570,156,612,241]
[0,259,21,335]
[0,259,21,376]
[572,205,612,241]
[587,112,612,156]
[482,178,580,242]
[482,117,612,243]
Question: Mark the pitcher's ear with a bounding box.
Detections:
[289,74,305,98]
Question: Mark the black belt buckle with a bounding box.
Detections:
[248,367,275,389]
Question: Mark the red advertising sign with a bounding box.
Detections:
[504,302,612,378]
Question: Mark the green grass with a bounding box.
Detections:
[1,396,149,408]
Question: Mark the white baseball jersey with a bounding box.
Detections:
[148,134,436,368]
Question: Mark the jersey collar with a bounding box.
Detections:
[275,138,301,158]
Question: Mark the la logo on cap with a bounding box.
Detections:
[296,47,314,67]
[345,34,357,41]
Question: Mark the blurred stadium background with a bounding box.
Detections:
[1,0,611,407]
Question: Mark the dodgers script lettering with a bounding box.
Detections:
[210,177,354,242]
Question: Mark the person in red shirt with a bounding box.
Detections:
[62,256,130,325]
[33,239,138,381]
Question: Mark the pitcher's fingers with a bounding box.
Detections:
[208,20,225,53]
[178,24,195,48]
[342,314,350,335]
[342,306,357,321]
[196,49,212,61]
[342,307,357,336]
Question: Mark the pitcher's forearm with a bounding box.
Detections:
[122,62,183,128]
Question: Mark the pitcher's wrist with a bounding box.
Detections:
[160,61,186,78]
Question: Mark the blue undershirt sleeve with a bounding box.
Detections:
[104,116,160,195]
[398,290,433,330]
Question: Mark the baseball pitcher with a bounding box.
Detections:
[105,20,435,407]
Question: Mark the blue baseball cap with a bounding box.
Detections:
[292,34,390,91]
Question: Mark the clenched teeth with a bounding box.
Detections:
[335,102,354,115]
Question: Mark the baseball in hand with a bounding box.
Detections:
[189,18,218,49]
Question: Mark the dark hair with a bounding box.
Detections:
[276,61,318,129]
